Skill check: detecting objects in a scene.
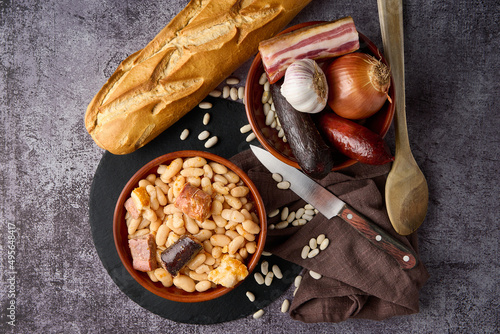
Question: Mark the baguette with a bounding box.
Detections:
[85,0,311,155]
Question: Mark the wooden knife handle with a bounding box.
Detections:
[339,204,418,270]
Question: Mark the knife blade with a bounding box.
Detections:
[250,145,418,270]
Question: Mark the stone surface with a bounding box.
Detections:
[1,0,498,332]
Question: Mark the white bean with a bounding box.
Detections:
[308,248,320,258]
[253,309,264,319]
[258,72,267,85]
[272,173,283,182]
[173,275,196,292]
[245,132,256,142]
[204,136,218,148]
[199,101,212,109]
[230,87,238,100]
[264,272,274,286]
[209,89,221,97]
[309,238,318,250]
[198,130,210,140]
[203,113,210,125]
[268,209,280,218]
[280,207,289,221]
[320,238,330,250]
[281,299,290,313]
[260,261,269,275]
[238,86,245,100]
[277,181,290,190]
[246,291,255,302]
[254,272,265,285]
[309,270,322,280]
[275,221,288,229]
[180,129,189,140]
[226,77,240,85]
[301,245,310,259]
[272,264,283,279]
[222,86,230,98]
[240,124,252,133]
[294,275,302,288]
[316,234,326,245]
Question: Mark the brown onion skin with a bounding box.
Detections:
[326,52,390,120]
[319,112,394,165]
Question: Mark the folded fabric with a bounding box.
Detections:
[231,149,429,323]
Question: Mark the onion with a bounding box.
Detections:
[326,52,391,120]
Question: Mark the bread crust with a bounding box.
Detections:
[85,0,311,154]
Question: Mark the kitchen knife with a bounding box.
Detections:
[250,145,418,270]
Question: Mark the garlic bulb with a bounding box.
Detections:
[280,59,328,114]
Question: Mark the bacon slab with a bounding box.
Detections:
[259,17,360,84]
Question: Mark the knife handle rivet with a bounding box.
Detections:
[375,235,382,242]
[347,214,353,220]
[403,255,410,262]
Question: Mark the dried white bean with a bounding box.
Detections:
[264,81,270,92]
[262,251,272,256]
[264,272,274,286]
[294,275,302,288]
[302,213,314,221]
[275,221,289,229]
[316,234,326,245]
[226,77,240,85]
[230,87,238,100]
[180,129,189,140]
[245,132,256,142]
[261,90,271,104]
[277,181,290,190]
[222,85,230,98]
[198,130,210,140]
[260,261,269,275]
[246,291,256,302]
[204,136,218,148]
[265,109,275,126]
[308,248,320,258]
[209,89,221,97]
[304,204,315,210]
[272,173,283,182]
[253,309,264,319]
[268,224,275,230]
[295,208,305,219]
[304,209,316,216]
[309,238,317,250]
[203,113,210,125]
[254,272,265,285]
[240,124,252,133]
[280,207,289,221]
[301,245,310,259]
[263,102,271,115]
[199,101,212,109]
[258,72,267,85]
[238,86,245,99]
[268,209,280,218]
[286,211,296,223]
[309,270,322,280]
[319,238,330,250]
[281,299,290,313]
[272,264,282,279]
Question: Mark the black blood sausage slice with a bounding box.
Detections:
[160,235,203,276]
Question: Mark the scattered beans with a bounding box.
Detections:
[254,272,265,285]
[264,271,274,286]
[246,291,256,302]
[261,251,272,256]
[209,89,221,97]
[316,234,326,245]
[260,261,269,275]
[226,77,240,85]
[222,86,230,98]
[272,264,282,279]
[238,86,245,100]
[281,299,290,313]
[301,245,310,259]
[294,275,302,288]
[203,113,211,125]
[307,248,320,258]
[204,136,218,148]
[230,87,238,100]
[309,238,318,250]
[240,124,252,133]
[268,209,280,218]
[309,270,322,280]
[199,101,212,109]
[198,130,210,140]
[319,238,330,250]
[277,181,290,190]
[253,309,264,319]
[245,132,256,142]
[180,129,189,140]
[272,173,283,182]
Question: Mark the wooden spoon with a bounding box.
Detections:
[378,0,429,235]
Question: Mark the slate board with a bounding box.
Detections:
[88,96,302,324]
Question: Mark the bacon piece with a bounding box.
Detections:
[124,197,141,219]
[128,234,157,272]
[259,17,360,84]
[174,184,212,221]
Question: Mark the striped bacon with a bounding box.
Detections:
[259,17,360,84]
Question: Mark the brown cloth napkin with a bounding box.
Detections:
[231,149,429,323]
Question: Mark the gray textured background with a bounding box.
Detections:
[1,0,499,333]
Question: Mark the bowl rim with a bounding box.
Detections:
[113,150,267,303]
[245,21,395,172]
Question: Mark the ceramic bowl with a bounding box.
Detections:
[245,21,395,171]
[113,150,267,303]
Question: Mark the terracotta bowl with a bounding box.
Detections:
[113,150,267,303]
[245,21,395,171]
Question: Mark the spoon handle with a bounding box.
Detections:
[377,0,410,153]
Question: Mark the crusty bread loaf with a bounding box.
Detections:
[85,0,311,154]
